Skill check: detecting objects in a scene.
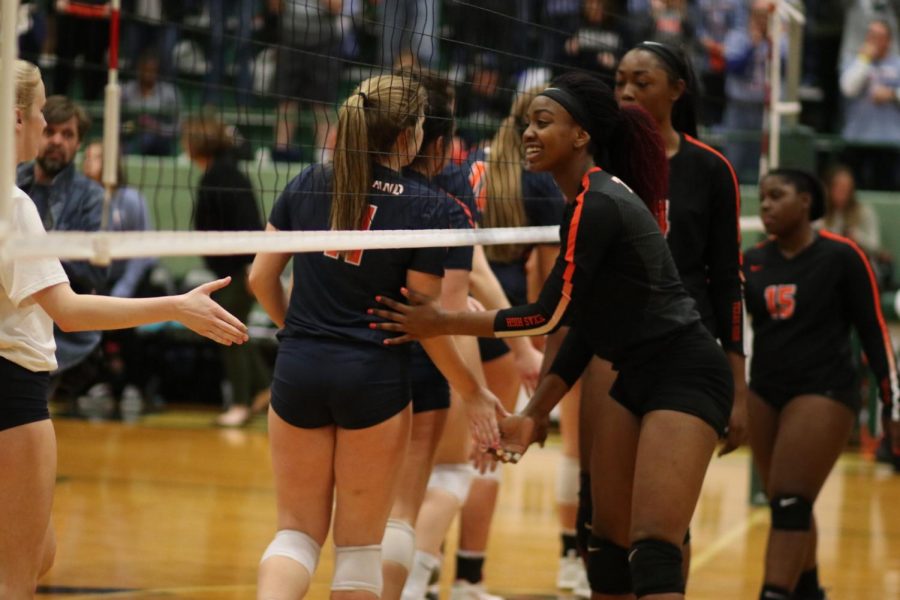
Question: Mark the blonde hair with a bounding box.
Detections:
[483,87,543,263]
[331,74,425,231]
[14,60,41,114]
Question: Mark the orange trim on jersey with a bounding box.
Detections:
[819,230,900,415]
[684,134,742,246]
[468,161,488,213]
[448,194,476,228]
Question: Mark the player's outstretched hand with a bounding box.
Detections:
[463,387,509,451]
[491,413,549,464]
[369,287,445,344]
[177,277,250,346]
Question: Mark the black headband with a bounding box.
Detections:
[537,87,592,130]
[636,41,689,82]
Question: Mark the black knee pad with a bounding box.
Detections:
[576,470,592,558]
[769,494,813,531]
[628,538,684,598]
[586,536,632,595]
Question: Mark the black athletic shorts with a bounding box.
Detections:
[750,382,860,413]
[0,356,50,431]
[271,336,411,429]
[609,324,733,437]
[478,336,510,362]
[410,344,450,414]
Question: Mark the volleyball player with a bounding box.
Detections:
[744,169,899,600]
[249,74,501,600]
[379,69,499,600]
[372,71,734,599]
[0,60,249,600]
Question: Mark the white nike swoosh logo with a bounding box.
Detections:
[778,498,798,507]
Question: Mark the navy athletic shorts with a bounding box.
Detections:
[478,336,510,362]
[0,356,50,431]
[271,336,411,429]
[609,324,733,437]
[410,344,450,413]
[750,382,860,413]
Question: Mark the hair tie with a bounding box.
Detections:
[358,91,369,106]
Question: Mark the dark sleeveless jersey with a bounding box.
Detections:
[493,168,700,382]
[466,150,566,305]
[744,232,899,418]
[270,163,447,346]
[403,167,474,272]
[666,134,744,354]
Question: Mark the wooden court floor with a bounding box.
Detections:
[37,412,900,599]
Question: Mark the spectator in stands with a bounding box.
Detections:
[82,141,158,413]
[184,114,271,427]
[693,0,747,125]
[378,0,440,68]
[53,0,110,100]
[839,0,900,71]
[840,19,900,191]
[630,0,695,49]
[121,0,183,77]
[18,0,48,63]
[205,0,256,107]
[819,163,894,289]
[271,0,342,163]
[560,0,629,83]
[16,95,108,406]
[121,50,181,156]
[723,0,773,182]
[539,0,582,72]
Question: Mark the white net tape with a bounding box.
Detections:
[4,218,764,265]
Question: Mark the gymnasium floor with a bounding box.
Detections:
[38,411,900,599]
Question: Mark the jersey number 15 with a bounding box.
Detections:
[764,284,797,320]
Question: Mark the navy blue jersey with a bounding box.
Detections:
[493,168,700,382]
[743,232,899,417]
[403,168,474,272]
[270,164,447,346]
[466,150,566,304]
[434,162,479,227]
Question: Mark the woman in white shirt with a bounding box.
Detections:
[0,60,249,599]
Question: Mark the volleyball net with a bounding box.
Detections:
[2,0,772,270]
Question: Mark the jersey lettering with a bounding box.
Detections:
[324,204,378,266]
[764,284,796,320]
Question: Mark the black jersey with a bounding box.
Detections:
[743,231,899,417]
[270,163,447,346]
[666,134,744,354]
[403,168,474,272]
[434,163,479,227]
[467,150,566,305]
[494,168,700,382]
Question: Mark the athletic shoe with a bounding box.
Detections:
[573,570,591,599]
[450,580,504,600]
[556,550,584,589]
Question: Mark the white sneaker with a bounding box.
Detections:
[450,580,504,600]
[557,551,583,590]
[573,565,591,598]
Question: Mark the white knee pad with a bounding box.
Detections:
[428,464,475,503]
[382,519,416,571]
[471,461,502,483]
[332,544,383,595]
[260,530,321,575]
[556,455,580,505]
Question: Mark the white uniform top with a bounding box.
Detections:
[0,186,68,372]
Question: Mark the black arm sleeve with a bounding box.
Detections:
[842,241,900,420]
[704,154,745,355]
[493,189,619,337]
[548,327,594,388]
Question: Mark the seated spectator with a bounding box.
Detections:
[183,114,271,427]
[693,0,748,125]
[561,0,629,83]
[82,141,158,416]
[630,0,695,49]
[839,19,900,191]
[121,50,181,156]
[818,164,894,289]
[723,0,773,182]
